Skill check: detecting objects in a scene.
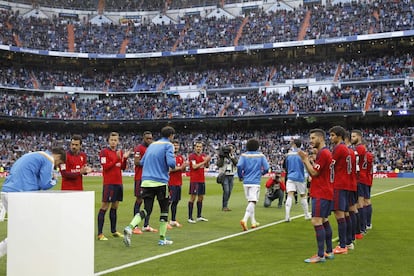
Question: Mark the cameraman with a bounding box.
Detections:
[264,171,286,208]
[217,144,238,211]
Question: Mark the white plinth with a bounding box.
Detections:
[7,191,94,276]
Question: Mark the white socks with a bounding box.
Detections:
[243,202,256,224]
[301,197,310,218]
[285,196,292,220]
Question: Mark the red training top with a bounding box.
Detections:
[189,153,207,183]
[310,147,333,200]
[169,154,185,186]
[60,150,88,191]
[134,143,148,181]
[100,148,127,185]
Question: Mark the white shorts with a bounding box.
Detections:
[286,179,307,195]
[243,185,260,202]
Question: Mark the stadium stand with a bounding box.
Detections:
[0,126,412,173]
[0,1,413,53]
[0,1,413,173]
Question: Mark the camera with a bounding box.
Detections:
[219,145,232,156]
[273,170,282,181]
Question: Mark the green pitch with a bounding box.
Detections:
[0,177,413,275]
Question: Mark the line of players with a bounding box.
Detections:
[298,126,374,263]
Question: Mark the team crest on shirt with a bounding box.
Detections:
[60,164,66,170]
[101,157,107,164]
[80,156,84,162]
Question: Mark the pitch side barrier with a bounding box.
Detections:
[84,171,414,178]
[375,172,414,178]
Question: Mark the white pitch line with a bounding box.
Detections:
[370,183,414,197]
[95,182,414,275]
[94,215,301,276]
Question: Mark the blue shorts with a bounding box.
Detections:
[357,183,371,199]
[348,190,358,205]
[169,185,182,202]
[332,189,349,212]
[134,179,142,198]
[189,182,205,195]
[102,184,123,203]
[311,198,332,218]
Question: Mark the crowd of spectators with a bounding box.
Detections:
[0,1,413,175]
[0,52,412,120]
[304,0,414,39]
[0,82,413,120]
[1,1,413,54]
[0,126,412,175]
[0,53,411,92]
[15,0,227,12]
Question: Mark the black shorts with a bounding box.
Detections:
[141,185,169,201]
[141,185,169,213]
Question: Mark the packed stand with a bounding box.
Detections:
[0,54,411,92]
[11,0,231,11]
[0,81,413,120]
[0,52,412,119]
[0,127,412,175]
[0,1,413,54]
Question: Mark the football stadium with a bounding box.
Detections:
[0,0,413,275]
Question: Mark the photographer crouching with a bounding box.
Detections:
[264,171,286,208]
[216,144,238,211]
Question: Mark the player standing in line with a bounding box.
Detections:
[123,126,176,246]
[365,150,374,230]
[283,138,310,222]
[237,138,270,231]
[187,141,211,223]
[351,129,372,236]
[329,126,353,254]
[132,131,157,234]
[59,134,92,191]
[344,132,357,250]
[97,132,131,241]
[168,140,188,227]
[0,147,66,258]
[298,129,334,263]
